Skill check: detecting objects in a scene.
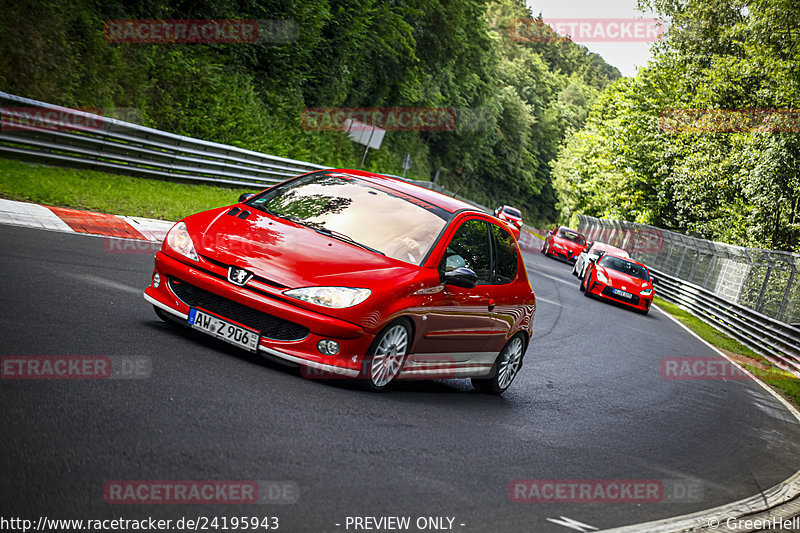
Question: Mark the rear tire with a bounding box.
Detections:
[360,320,411,392]
[471,334,526,395]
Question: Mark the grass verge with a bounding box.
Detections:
[654,296,800,407]
[0,158,254,221]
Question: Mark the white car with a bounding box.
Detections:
[572,242,630,280]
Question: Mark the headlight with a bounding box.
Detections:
[640,287,653,296]
[596,270,609,283]
[552,242,564,249]
[284,287,371,308]
[165,221,198,261]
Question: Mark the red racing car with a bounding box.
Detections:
[494,205,523,239]
[541,226,587,263]
[581,253,654,314]
[144,169,536,394]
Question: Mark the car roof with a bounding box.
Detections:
[324,168,484,215]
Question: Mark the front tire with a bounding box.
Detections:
[361,320,411,392]
[472,334,526,395]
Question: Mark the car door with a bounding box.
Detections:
[414,218,497,366]
[483,222,523,354]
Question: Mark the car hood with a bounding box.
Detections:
[600,267,651,291]
[554,237,584,253]
[183,206,418,288]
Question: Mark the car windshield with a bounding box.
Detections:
[590,243,627,256]
[598,255,650,281]
[503,207,522,218]
[557,228,586,245]
[246,172,450,265]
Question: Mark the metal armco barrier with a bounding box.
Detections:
[653,268,800,377]
[578,215,800,325]
[0,92,327,188]
[578,215,800,376]
[0,91,492,213]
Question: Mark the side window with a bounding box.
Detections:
[439,219,491,285]
[490,223,518,284]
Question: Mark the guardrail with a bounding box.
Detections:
[0,91,328,188]
[0,91,493,213]
[653,268,800,377]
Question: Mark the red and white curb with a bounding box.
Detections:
[0,198,173,242]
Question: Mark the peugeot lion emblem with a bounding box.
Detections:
[227,266,253,286]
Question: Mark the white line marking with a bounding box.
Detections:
[546,516,599,532]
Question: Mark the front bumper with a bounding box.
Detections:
[144,251,370,376]
[548,246,579,262]
[586,280,652,311]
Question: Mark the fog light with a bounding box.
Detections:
[152,272,161,288]
[317,339,340,356]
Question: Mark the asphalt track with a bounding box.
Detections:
[1,223,800,532]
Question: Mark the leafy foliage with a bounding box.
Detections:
[553,0,800,252]
[0,0,619,226]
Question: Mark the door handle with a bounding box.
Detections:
[488,299,496,312]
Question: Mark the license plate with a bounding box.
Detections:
[188,308,259,352]
[612,288,633,299]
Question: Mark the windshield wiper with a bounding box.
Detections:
[279,216,385,256]
[315,226,386,256]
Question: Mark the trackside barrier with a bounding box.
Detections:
[0,91,493,213]
[577,215,800,325]
[652,268,800,377]
[0,92,328,188]
[577,215,800,376]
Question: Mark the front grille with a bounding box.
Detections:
[602,286,640,306]
[198,254,288,289]
[169,278,309,341]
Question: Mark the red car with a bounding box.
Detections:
[542,226,587,263]
[494,205,523,239]
[144,169,536,394]
[581,253,654,314]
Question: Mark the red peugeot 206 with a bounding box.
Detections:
[144,169,536,394]
[581,253,654,314]
[542,226,587,263]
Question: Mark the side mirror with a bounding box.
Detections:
[238,192,255,203]
[651,276,659,285]
[444,267,478,289]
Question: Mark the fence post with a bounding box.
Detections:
[777,268,795,323]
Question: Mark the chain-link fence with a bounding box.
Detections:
[577,215,800,326]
